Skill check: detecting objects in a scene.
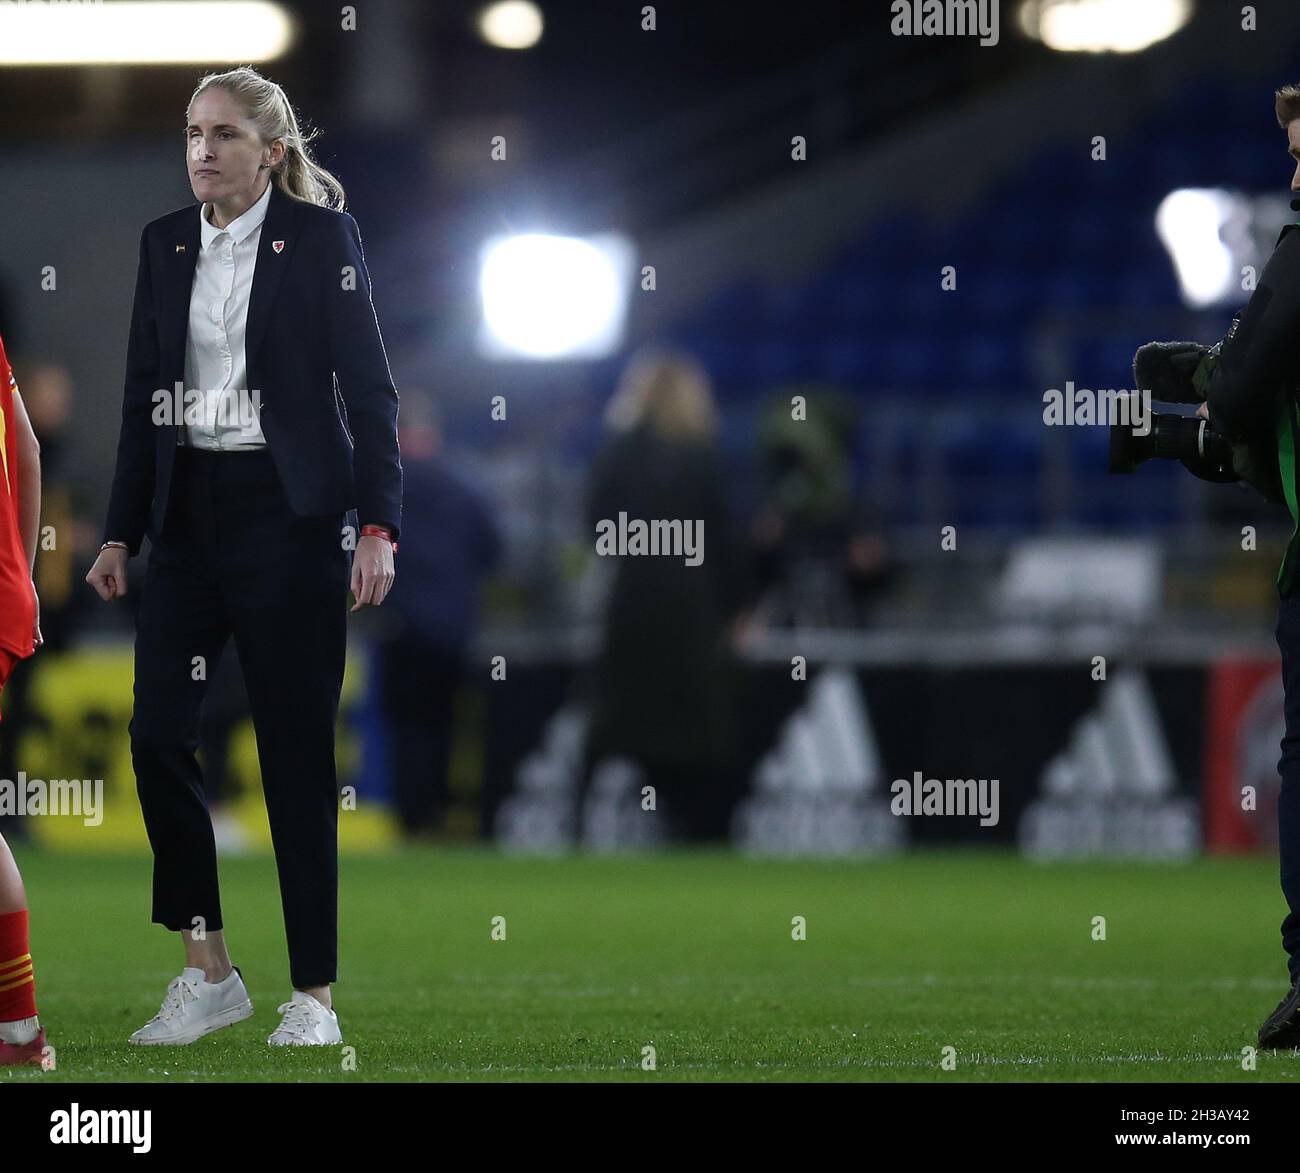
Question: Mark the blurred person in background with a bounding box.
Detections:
[749,390,892,630]
[0,333,49,1066]
[83,67,401,1048]
[373,390,502,840]
[581,348,751,842]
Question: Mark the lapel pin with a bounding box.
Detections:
[272,240,285,253]
[175,244,186,252]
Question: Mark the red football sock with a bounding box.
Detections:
[0,909,38,1021]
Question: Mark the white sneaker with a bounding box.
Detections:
[128,965,253,1045]
[267,990,342,1046]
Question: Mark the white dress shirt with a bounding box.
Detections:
[180,179,272,450]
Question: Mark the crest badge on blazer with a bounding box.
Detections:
[272,240,285,253]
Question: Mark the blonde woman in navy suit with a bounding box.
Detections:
[85,67,401,1046]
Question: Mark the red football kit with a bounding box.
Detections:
[0,333,35,709]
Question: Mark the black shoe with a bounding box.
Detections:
[1258,975,1300,1049]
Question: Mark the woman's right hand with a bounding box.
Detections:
[86,546,130,601]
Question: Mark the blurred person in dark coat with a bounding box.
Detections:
[375,391,502,838]
[582,348,751,842]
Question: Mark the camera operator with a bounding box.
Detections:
[1134,81,1300,1050]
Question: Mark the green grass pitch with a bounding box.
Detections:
[4,846,1299,1082]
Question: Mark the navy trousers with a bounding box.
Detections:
[129,445,349,988]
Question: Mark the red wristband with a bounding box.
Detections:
[361,524,397,553]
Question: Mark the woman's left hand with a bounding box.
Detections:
[350,534,395,612]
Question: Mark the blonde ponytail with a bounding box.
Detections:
[188,66,346,210]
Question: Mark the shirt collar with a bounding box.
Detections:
[199,179,273,250]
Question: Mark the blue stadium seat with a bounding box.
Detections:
[952,332,1026,392]
[640,73,1294,538]
[879,332,946,390]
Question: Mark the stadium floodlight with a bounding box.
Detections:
[477,1,544,50]
[0,1,294,65]
[1017,0,1194,53]
[1155,188,1240,309]
[478,233,633,360]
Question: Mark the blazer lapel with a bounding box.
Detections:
[161,210,200,389]
[244,181,301,369]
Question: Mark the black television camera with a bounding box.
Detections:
[1110,339,1286,504]
[1108,404,1238,483]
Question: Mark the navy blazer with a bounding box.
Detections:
[104,180,402,555]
